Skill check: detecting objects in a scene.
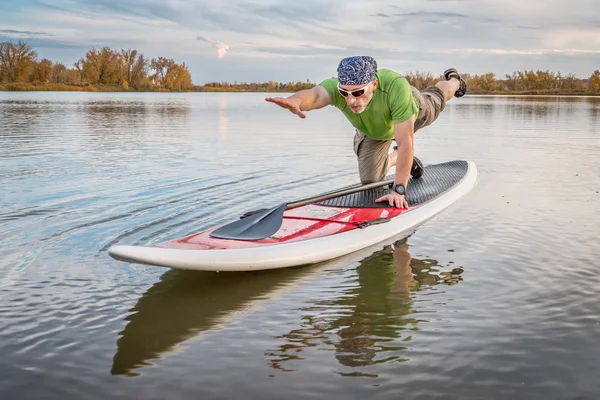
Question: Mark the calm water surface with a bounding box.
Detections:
[1,92,599,399]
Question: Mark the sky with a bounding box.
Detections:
[1,0,599,85]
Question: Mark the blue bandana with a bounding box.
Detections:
[337,56,378,85]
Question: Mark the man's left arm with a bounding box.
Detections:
[375,116,415,208]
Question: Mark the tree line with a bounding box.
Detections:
[199,80,315,92]
[0,40,192,91]
[1,40,599,94]
[0,40,315,92]
[405,70,600,95]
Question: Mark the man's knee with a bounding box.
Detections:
[354,134,392,184]
[359,162,387,184]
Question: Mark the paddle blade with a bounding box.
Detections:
[209,203,287,241]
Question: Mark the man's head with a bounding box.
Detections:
[337,56,378,114]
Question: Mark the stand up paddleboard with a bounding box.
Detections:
[109,160,477,271]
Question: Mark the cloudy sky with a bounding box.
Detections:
[1,0,599,84]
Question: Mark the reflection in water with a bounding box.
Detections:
[590,101,600,120]
[265,240,464,375]
[111,240,464,377]
[0,100,44,144]
[84,100,190,137]
[503,96,594,119]
[111,266,318,377]
[217,96,229,140]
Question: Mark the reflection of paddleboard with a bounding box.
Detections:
[111,240,408,376]
[109,160,477,271]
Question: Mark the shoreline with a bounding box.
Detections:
[1,84,599,97]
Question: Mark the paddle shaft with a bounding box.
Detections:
[285,178,394,210]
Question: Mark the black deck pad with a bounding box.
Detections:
[317,160,468,208]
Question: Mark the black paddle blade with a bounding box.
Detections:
[209,203,287,241]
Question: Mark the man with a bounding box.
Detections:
[265,56,467,209]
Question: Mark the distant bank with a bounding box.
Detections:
[1,83,599,96]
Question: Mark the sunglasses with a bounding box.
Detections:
[337,81,373,98]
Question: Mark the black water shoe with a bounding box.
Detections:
[411,156,424,179]
[392,145,424,179]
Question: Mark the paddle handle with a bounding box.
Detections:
[286,178,395,209]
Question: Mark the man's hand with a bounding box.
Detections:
[376,191,409,209]
[265,97,306,119]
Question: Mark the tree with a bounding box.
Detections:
[121,49,148,89]
[32,58,53,83]
[404,71,439,90]
[588,70,600,94]
[150,56,173,87]
[78,47,121,85]
[150,57,193,90]
[0,40,38,82]
[50,63,67,83]
[562,73,583,91]
[468,73,498,92]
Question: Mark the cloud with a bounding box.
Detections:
[214,41,229,59]
[0,29,54,37]
[0,35,85,50]
[393,11,470,18]
[197,35,229,59]
[3,0,600,80]
[461,48,600,55]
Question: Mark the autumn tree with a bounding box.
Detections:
[467,73,498,92]
[170,63,192,90]
[50,62,67,83]
[588,70,600,94]
[404,71,440,90]
[561,73,584,91]
[121,49,148,88]
[150,56,171,87]
[0,40,38,82]
[77,47,122,85]
[31,58,53,83]
[150,57,192,90]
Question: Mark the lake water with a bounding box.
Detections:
[1,92,599,400]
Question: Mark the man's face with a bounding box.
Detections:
[338,79,378,114]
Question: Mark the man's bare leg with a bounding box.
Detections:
[387,71,464,173]
[435,78,461,102]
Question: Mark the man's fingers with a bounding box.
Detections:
[293,109,306,118]
[266,98,305,117]
[265,97,287,107]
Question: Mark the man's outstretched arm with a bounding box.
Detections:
[266,86,331,119]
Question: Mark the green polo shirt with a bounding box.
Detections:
[320,69,419,140]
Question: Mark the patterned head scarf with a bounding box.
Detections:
[337,56,378,85]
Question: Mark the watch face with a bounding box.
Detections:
[393,184,405,195]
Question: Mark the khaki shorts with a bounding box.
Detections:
[353,85,446,184]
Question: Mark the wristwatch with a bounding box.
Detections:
[390,184,406,196]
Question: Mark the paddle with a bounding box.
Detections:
[209,177,395,241]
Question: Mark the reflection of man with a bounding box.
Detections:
[266,241,465,372]
[333,241,417,368]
